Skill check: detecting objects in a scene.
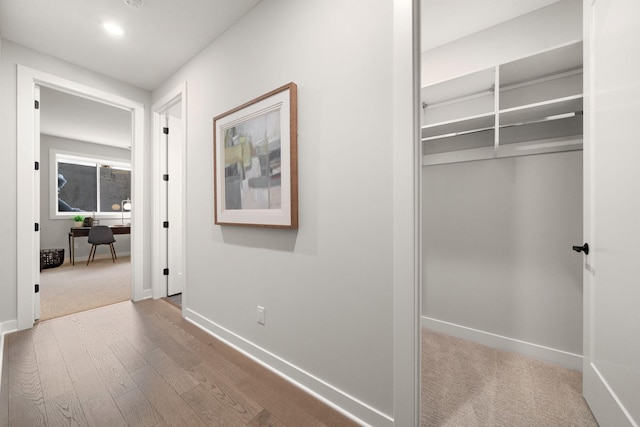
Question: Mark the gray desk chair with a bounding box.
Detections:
[87,225,117,265]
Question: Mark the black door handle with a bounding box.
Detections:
[572,243,589,255]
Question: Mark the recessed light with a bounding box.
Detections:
[124,0,144,8]
[103,22,124,36]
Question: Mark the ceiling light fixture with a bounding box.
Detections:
[103,22,124,36]
[124,0,144,8]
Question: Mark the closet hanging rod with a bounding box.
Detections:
[422,125,495,142]
[421,110,582,142]
[499,110,583,129]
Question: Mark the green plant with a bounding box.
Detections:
[72,214,85,222]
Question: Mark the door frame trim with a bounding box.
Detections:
[392,0,422,425]
[16,65,146,330]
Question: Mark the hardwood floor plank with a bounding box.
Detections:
[51,317,111,403]
[85,340,139,398]
[7,330,47,425]
[81,393,127,427]
[131,365,206,427]
[187,362,263,424]
[246,408,288,427]
[112,386,165,427]
[44,390,89,426]
[82,309,153,374]
[107,301,202,371]
[7,330,40,398]
[100,303,158,354]
[145,307,250,384]
[108,338,150,374]
[68,313,138,398]
[31,321,77,401]
[9,394,47,427]
[181,383,249,427]
[141,347,198,395]
[31,321,90,425]
[139,320,203,371]
[83,309,122,345]
[234,376,328,427]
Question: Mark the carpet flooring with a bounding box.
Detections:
[421,328,599,427]
[39,256,131,321]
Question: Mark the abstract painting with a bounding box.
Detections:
[214,83,298,228]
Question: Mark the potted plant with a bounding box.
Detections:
[72,215,85,228]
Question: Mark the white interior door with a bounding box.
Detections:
[34,85,41,321]
[582,0,640,425]
[167,112,184,296]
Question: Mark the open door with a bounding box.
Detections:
[166,111,184,297]
[34,85,41,321]
[582,0,640,425]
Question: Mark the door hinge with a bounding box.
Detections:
[163,127,169,135]
[35,161,40,170]
[163,268,169,276]
[163,221,169,228]
[35,223,39,232]
[34,100,40,109]
[163,174,169,181]
[35,284,40,293]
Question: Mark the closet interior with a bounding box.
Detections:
[421,0,584,370]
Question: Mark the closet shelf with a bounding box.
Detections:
[421,112,495,139]
[421,41,583,166]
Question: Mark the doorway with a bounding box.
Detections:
[419,0,590,425]
[37,87,133,320]
[16,65,145,330]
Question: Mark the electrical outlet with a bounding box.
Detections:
[257,306,265,325]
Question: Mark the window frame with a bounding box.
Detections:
[50,149,132,220]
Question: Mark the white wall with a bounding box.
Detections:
[153,0,394,424]
[423,153,583,354]
[422,0,582,86]
[40,87,133,149]
[39,135,132,261]
[421,0,584,368]
[0,40,152,324]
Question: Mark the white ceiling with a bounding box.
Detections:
[0,0,261,91]
[2,0,561,147]
[421,0,562,51]
[1,0,564,89]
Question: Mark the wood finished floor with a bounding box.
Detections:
[1,299,358,427]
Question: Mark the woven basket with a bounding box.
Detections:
[40,248,65,270]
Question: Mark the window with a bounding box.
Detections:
[51,151,131,218]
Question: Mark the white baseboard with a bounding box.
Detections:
[421,316,582,371]
[140,288,153,300]
[0,319,18,396]
[185,309,393,427]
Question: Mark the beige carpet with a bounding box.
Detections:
[39,256,131,321]
[421,328,599,427]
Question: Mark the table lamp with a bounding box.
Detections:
[121,198,132,225]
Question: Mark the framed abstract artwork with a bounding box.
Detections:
[213,82,298,229]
